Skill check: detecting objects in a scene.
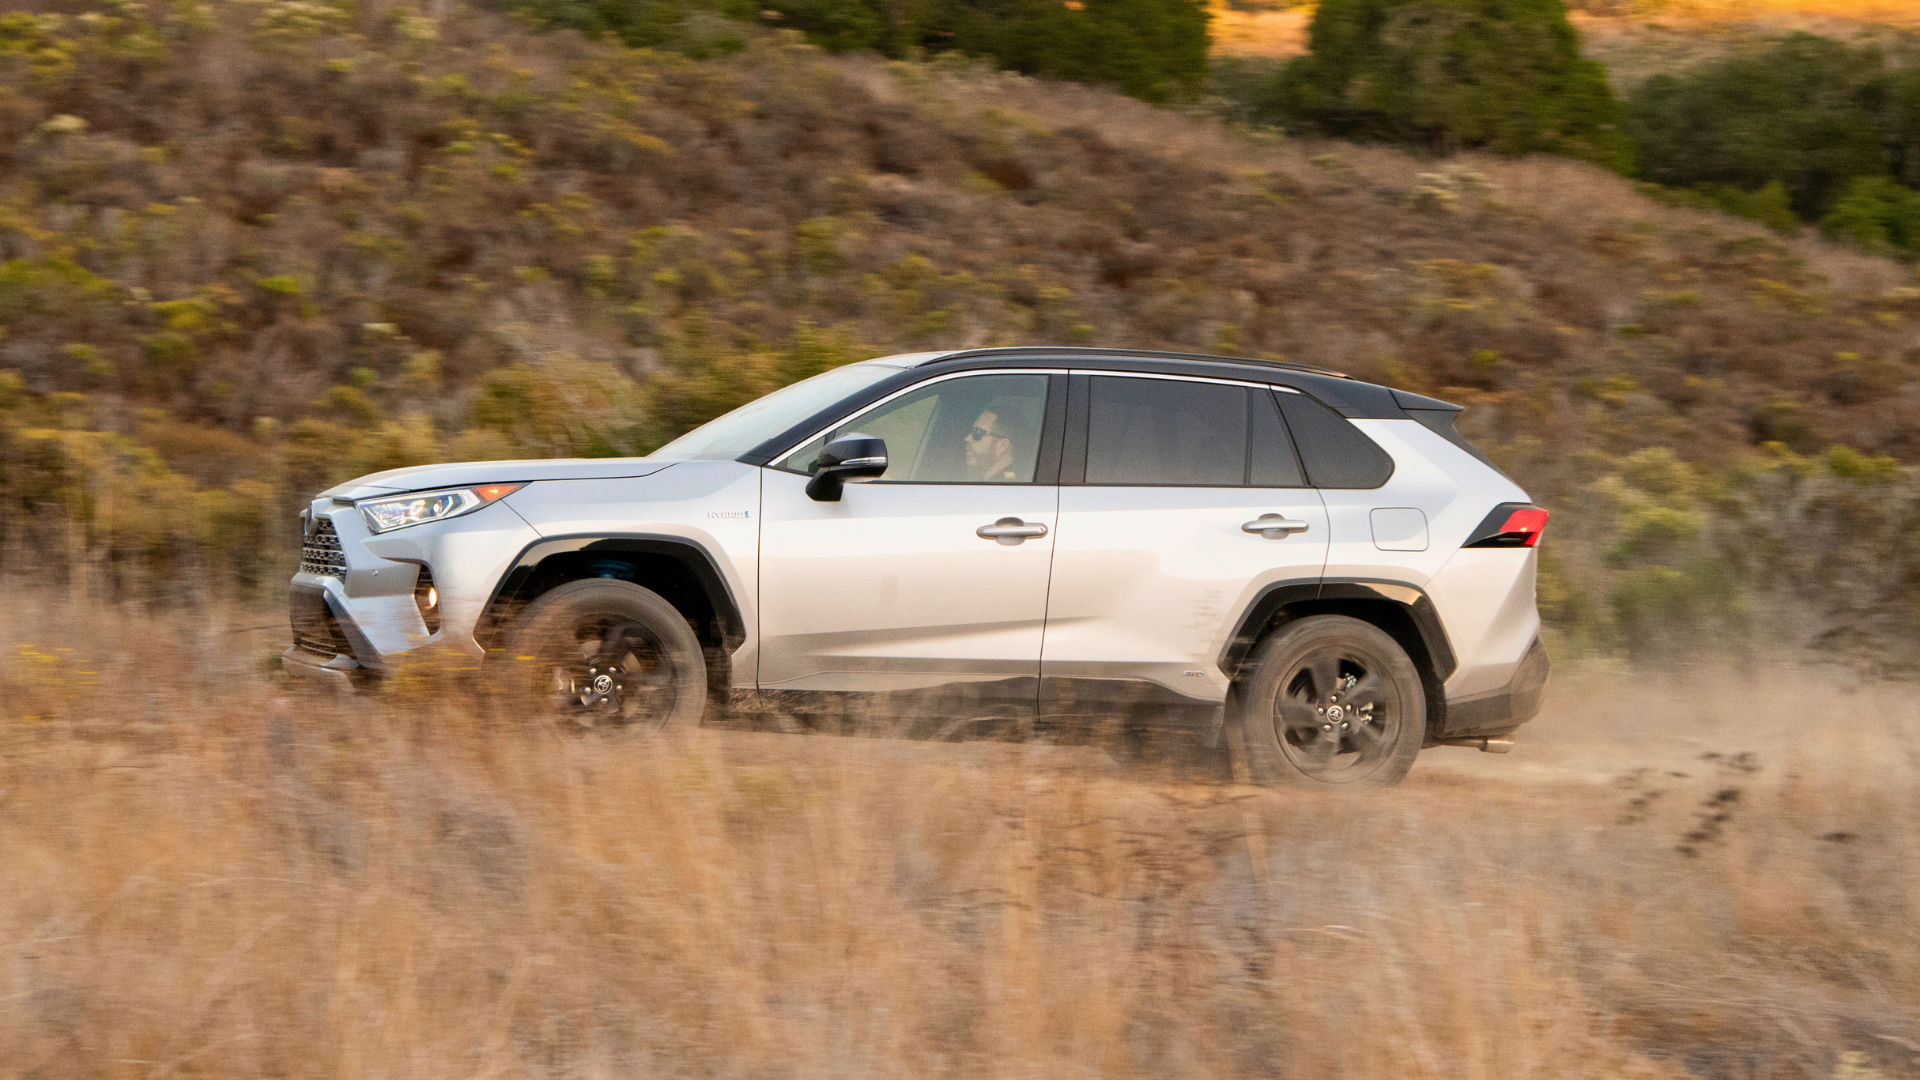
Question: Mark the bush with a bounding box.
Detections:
[1256,0,1633,170]
[1638,180,1799,234]
[502,0,1212,102]
[501,0,756,57]
[1821,176,1920,258]
[1627,34,1920,223]
[930,0,1212,104]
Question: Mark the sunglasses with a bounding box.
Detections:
[968,425,1007,441]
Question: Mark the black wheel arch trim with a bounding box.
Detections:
[477,533,746,652]
[1221,579,1458,722]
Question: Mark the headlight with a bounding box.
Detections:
[357,484,523,534]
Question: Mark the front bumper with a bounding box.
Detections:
[281,643,362,689]
[283,580,392,687]
[281,495,543,682]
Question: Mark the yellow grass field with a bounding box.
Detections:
[3,589,1918,1079]
[1208,0,1920,61]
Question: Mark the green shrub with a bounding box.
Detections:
[500,0,1211,102]
[1638,180,1798,234]
[500,0,756,57]
[1821,176,1920,258]
[1606,559,1739,661]
[0,257,119,325]
[1627,34,1920,222]
[931,0,1212,104]
[1256,0,1632,170]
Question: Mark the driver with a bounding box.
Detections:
[964,397,1037,482]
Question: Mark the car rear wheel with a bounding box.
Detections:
[1235,615,1425,789]
[505,579,707,730]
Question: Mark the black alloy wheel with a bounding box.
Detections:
[1235,615,1425,789]
[505,579,707,730]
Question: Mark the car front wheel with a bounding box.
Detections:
[1235,615,1425,789]
[505,579,708,730]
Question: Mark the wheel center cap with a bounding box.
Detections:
[1326,704,1345,722]
[592,674,614,695]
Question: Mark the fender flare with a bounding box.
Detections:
[478,533,747,651]
[1219,578,1458,687]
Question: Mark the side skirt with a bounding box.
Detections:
[722,676,1224,745]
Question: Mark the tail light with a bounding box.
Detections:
[1464,503,1549,548]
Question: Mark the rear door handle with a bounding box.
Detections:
[1243,514,1310,539]
[977,517,1049,545]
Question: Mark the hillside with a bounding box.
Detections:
[4,0,1920,657]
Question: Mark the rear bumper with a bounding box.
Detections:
[1436,636,1549,738]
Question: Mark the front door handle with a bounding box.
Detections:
[1243,514,1310,539]
[977,517,1049,545]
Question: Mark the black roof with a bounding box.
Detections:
[738,346,1460,465]
[893,347,1459,419]
[901,346,1353,380]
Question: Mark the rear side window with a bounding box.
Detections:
[1086,376,1246,486]
[1275,390,1395,488]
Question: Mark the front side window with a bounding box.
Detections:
[777,373,1050,484]
[1085,376,1249,486]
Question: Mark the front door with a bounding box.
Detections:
[758,372,1061,717]
[1041,374,1329,705]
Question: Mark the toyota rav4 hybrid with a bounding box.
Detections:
[285,347,1550,788]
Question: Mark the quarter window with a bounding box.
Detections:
[1274,389,1395,488]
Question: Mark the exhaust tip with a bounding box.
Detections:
[1437,736,1516,753]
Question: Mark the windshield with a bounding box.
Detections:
[649,362,904,461]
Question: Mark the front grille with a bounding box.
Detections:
[290,588,353,659]
[301,516,346,577]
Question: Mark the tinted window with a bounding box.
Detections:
[777,374,1049,484]
[1275,390,1395,488]
[1085,377,1246,486]
[1250,387,1307,487]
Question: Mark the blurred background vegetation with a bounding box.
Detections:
[3,0,1920,669]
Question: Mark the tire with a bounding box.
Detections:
[1233,615,1425,789]
[504,579,707,730]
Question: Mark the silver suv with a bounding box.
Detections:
[286,347,1549,788]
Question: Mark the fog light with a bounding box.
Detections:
[414,566,442,634]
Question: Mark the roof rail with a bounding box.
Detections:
[919,346,1354,380]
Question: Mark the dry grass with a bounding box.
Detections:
[1209,1,1920,64]
[1572,0,1920,27]
[3,591,1919,1079]
[1208,1,1315,59]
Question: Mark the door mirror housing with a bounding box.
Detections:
[805,435,889,502]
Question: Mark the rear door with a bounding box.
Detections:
[1039,374,1328,705]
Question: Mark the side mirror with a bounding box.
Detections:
[805,434,889,502]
